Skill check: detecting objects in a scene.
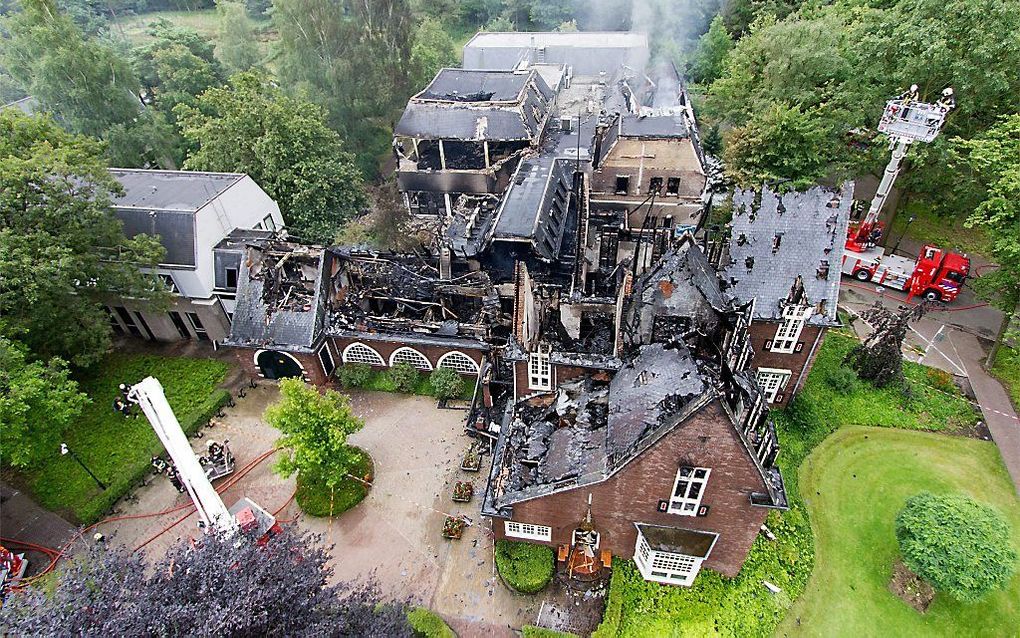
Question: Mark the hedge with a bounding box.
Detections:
[494,540,555,594]
[406,607,457,637]
[522,626,579,638]
[79,388,232,524]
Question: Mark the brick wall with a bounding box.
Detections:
[331,336,485,375]
[492,401,770,577]
[232,346,328,385]
[512,360,612,399]
[748,321,825,407]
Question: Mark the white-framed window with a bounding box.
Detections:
[158,273,179,294]
[263,214,277,232]
[319,344,336,376]
[633,531,710,586]
[342,342,385,366]
[389,347,432,370]
[668,466,710,516]
[756,368,792,403]
[771,304,810,353]
[528,350,551,390]
[505,521,552,541]
[437,351,479,375]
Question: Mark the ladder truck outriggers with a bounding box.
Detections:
[120,377,280,539]
[840,86,971,302]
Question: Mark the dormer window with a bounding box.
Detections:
[528,350,551,391]
[771,304,810,353]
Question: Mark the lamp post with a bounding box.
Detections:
[60,442,107,490]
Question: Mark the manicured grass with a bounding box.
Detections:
[2,354,229,524]
[406,607,457,638]
[112,9,221,43]
[594,330,983,637]
[494,540,555,594]
[780,427,1020,637]
[789,332,978,434]
[522,626,579,638]
[990,346,1020,410]
[294,448,373,517]
[886,198,990,258]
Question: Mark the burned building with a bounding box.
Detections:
[225,241,502,387]
[483,237,786,586]
[719,185,853,406]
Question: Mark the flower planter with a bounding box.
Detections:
[452,481,473,503]
[461,443,481,472]
[442,515,467,539]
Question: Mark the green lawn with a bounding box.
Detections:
[887,198,990,258]
[294,448,373,517]
[990,346,1020,410]
[594,331,983,637]
[112,9,221,44]
[1,354,229,524]
[780,427,1020,637]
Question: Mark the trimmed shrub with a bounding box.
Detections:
[387,362,421,393]
[294,448,373,517]
[406,607,456,637]
[896,491,1016,602]
[494,539,554,594]
[429,368,465,401]
[824,366,860,396]
[338,363,372,388]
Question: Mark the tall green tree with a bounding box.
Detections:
[0,111,167,367]
[176,72,366,242]
[273,0,414,176]
[265,378,365,490]
[214,0,261,74]
[953,114,1020,363]
[688,15,732,85]
[0,336,89,468]
[1,0,175,167]
[409,17,459,91]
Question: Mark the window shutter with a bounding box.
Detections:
[795,342,804,353]
[764,339,773,350]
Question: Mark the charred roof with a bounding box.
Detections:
[723,185,852,326]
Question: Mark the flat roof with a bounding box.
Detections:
[109,169,244,212]
[417,69,529,102]
[465,31,648,49]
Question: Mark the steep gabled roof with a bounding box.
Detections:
[723,185,853,326]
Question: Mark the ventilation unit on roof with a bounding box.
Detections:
[560,117,573,132]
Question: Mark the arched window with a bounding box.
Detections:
[342,342,385,366]
[389,347,432,370]
[437,351,480,375]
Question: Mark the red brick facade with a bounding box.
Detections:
[747,321,826,407]
[492,401,770,577]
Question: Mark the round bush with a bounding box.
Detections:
[896,491,1017,602]
[295,449,373,517]
[429,368,465,400]
[494,539,555,594]
[387,362,421,393]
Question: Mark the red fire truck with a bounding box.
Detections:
[841,243,970,302]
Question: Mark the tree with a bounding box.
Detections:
[273,0,415,176]
[409,17,459,91]
[1,0,176,167]
[844,302,925,388]
[214,0,261,74]
[176,71,366,242]
[0,111,167,367]
[722,102,836,188]
[0,336,89,468]
[688,16,732,85]
[896,492,1016,602]
[265,378,365,490]
[0,528,416,636]
[953,114,1020,365]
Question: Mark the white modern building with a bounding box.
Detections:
[104,169,284,343]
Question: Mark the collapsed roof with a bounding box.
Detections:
[226,241,328,351]
[722,185,853,326]
[395,68,554,142]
